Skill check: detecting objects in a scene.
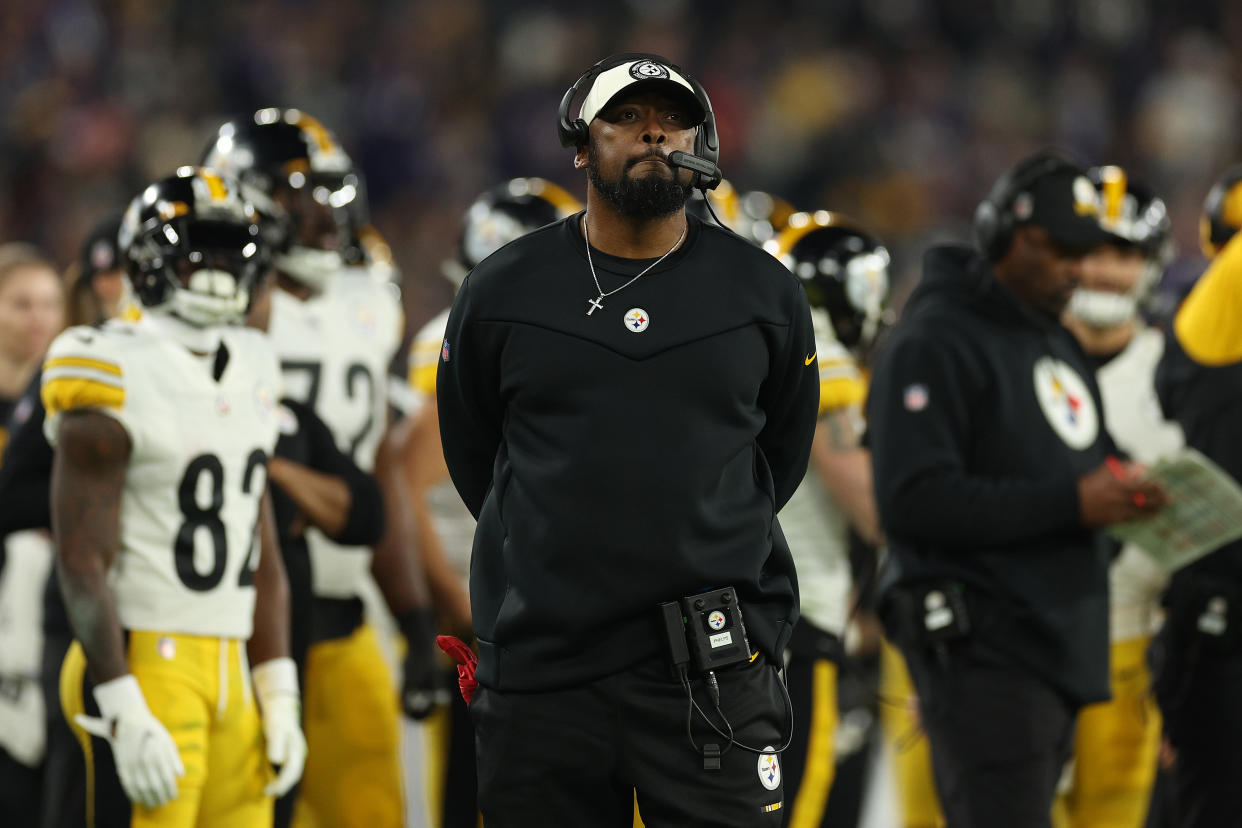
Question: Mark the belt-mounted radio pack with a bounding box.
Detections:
[660,587,752,676]
[658,587,793,770]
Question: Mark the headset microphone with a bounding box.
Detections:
[668,151,722,191]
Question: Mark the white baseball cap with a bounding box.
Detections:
[578,58,706,128]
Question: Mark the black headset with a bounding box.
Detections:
[973,151,1082,261]
[557,52,721,190]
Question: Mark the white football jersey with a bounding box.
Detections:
[408,308,476,585]
[777,315,862,637]
[267,268,403,597]
[42,318,281,639]
[1096,325,1183,641]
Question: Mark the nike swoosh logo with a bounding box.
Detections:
[805,353,816,365]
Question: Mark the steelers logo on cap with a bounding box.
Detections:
[630,60,670,80]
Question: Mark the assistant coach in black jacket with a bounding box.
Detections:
[438,54,819,827]
[867,152,1166,828]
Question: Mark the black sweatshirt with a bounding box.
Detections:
[867,245,1116,706]
[438,214,820,692]
[0,373,50,538]
[1155,331,1242,583]
[271,397,385,549]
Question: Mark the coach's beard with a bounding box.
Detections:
[589,148,691,219]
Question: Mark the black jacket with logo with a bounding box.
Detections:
[867,245,1117,705]
[437,214,820,692]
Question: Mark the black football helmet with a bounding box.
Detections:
[201,108,357,291]
[735,190,797,245]
[334,168,400,283]
[447,178,581,284]
[1090,165,1172,261]
[766,211,891,355]
[1201,165,1242,259]
[1065,166,1172,328]
[118,166,268,326]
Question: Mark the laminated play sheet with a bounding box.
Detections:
[1107,449,1242,573]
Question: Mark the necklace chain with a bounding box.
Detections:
[583,215,686,316]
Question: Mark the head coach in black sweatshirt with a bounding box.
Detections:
[437,54,819,827]
[866,151,1167,828]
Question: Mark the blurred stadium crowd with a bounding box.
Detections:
[3,0,1240,336]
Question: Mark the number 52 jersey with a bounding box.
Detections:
[42,318,282,640]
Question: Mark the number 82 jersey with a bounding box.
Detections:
[42,318,282,640]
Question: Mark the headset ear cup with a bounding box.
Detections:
[973,200,997,259]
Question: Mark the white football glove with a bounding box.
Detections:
[75,675,185,809]
[252,657,307,797]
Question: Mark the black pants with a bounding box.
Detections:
[442,679,480,828]
[0,743,41,827]
[1151,601,1242,828]
[471,656,788,828]
[899,642,1076,828]
[39,625,83,828]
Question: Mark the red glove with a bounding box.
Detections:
[436,635,478,705]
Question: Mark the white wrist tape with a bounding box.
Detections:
[91,675,147,720]
[252,657,299,707]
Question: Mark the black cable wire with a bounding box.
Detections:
[679,660,796,757]
[699,188,749,242]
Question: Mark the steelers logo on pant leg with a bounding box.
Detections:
[758,748,781,791]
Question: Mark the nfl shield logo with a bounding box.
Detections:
[903,383,929,412]
[441,339,450,362]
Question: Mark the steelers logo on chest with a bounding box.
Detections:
[1032,357,1098,450]
[624,308,649,333]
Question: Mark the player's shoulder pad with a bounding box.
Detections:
[816,339,864,413]
[41,324,131,416]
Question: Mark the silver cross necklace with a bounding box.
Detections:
[582,215,686,316]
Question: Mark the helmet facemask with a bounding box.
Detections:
[127,217,267,327]
[269,168,356,291]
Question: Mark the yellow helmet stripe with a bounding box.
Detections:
[198,169,228,201]
[529,179,583,217]
[1098,165,1127,224]
[770,211,864,258]
[290,112,338,153]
